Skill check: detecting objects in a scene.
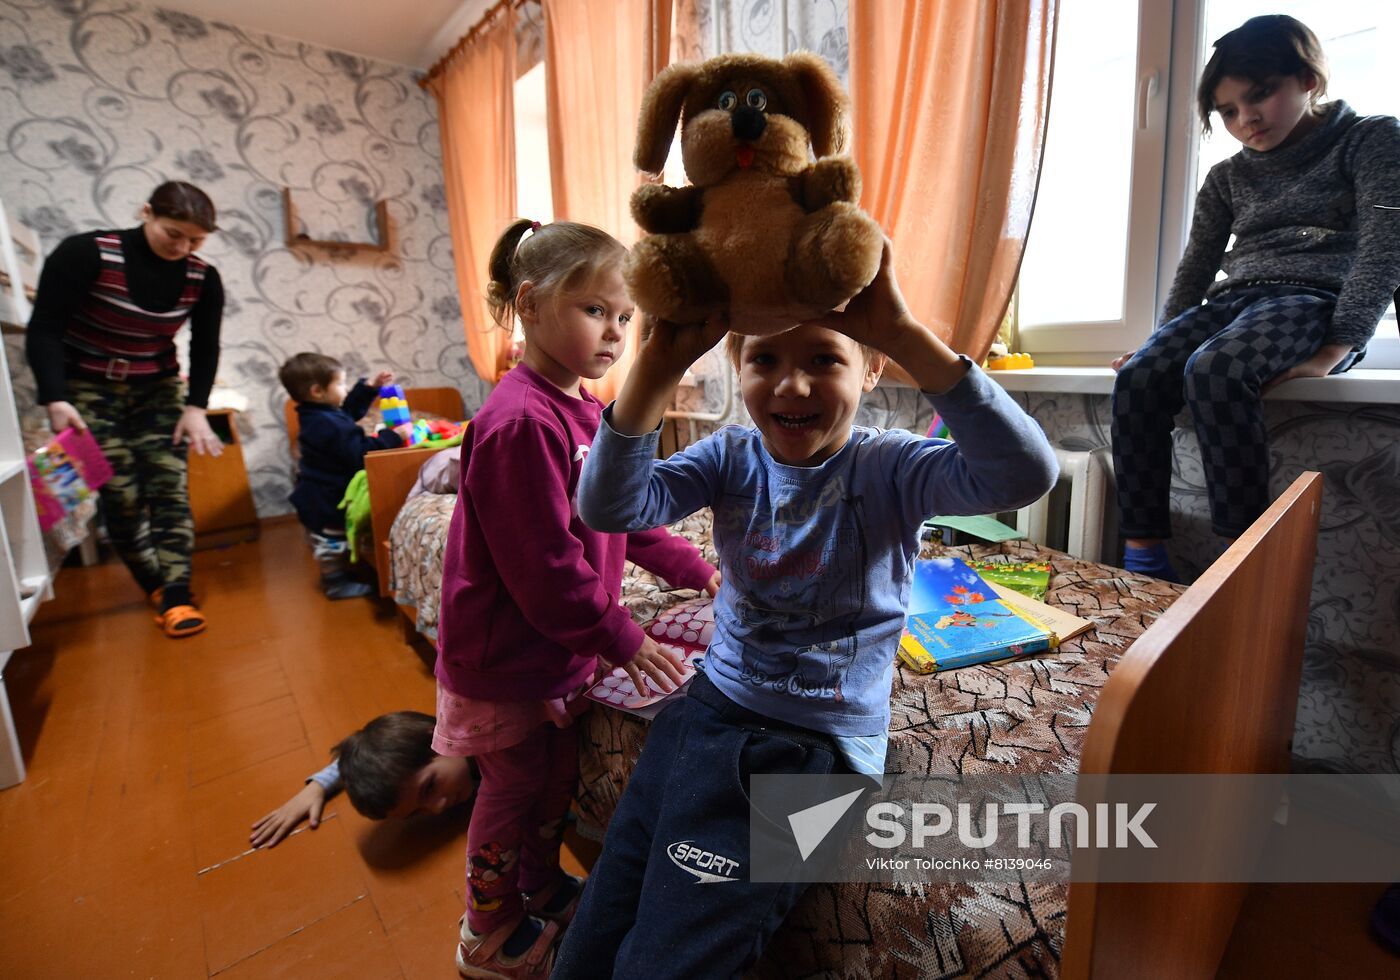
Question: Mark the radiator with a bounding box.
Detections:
[1013,447,1112,562]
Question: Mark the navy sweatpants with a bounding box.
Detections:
[553,672,848,980]
[1111,285,1353,539]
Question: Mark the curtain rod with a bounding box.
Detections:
[419,0,532,88]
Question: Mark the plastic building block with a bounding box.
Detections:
[378,384,411,425]
[986,352,1035,370]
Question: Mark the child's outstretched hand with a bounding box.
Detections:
[818,237,967,394]
[392,422,415,440]
[637,311,731,376]
[612,311,730,436]
[817,237,916,354]
[622,634,687,696]
[371,371,396,388]
[250,782,327,849]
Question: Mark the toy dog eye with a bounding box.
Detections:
[717,90,737,111]
[745,89,768,110]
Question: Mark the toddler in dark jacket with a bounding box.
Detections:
[279,352,412,598]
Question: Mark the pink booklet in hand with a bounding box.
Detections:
[587,596,715,719]
[28,427,114,532]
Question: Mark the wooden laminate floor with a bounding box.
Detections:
[0,519,1393,978]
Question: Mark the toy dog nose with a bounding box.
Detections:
[731,106,767,141]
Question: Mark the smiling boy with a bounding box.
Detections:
[555,243,1059,978]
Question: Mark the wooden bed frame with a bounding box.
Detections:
[1062,471,1322,979]
[363,441,458,600]
[283,386,465,600]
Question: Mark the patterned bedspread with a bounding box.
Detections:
[387,496,718,644]
[387,492,457,640]
[575,539,1184,980]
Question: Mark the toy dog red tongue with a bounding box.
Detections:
[736,146,756,168]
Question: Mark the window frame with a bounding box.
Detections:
[1019,0,1400,369]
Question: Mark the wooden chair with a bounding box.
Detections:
[1061,471,1323,979]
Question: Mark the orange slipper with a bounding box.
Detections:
[154,604,206,638]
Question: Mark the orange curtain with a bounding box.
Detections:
[850,0,1057,366]
[543,0,672,401]
[426,4,518,384]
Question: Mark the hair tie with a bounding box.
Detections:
[530,220,542,231]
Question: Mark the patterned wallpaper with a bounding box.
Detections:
[0,0,489,517]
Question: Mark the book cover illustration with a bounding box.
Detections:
[587,595,713,718]
[971,560,1052,601]
[899,556,1054,674]
[27,426,114,533]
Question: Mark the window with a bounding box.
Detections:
[1018,0,1399,366]
[1017,0,1141,328]
[515,61,553,225]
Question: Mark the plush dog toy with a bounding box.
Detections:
[626,52,884,335]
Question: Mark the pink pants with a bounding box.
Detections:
[464,721,580,933]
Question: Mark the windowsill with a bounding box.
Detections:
[977,366,1400,403]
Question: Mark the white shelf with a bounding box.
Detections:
[19,574,49,626]
[1,196,46,788]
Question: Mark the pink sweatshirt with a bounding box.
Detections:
[435,364,716,701]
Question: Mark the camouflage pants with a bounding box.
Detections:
[68,377,194,599]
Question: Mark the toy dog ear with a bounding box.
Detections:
[635,62,698,174]
[784,51,850,158]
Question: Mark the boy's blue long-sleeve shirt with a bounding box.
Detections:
[290,380,404,533]
[578,362,1058,765]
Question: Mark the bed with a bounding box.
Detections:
[572,472,1322,979]
[358,417,1321,977]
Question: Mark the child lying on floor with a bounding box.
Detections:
[250,710,477,848]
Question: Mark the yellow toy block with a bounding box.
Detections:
[986,352,1035,370]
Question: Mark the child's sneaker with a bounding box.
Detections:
[323,576,374,600]
[523,872,584,925]
[456,914,558,979]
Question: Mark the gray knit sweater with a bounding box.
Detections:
[1163,101,1400,348]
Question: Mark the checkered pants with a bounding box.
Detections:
[1112,285,1341,539]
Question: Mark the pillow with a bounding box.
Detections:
[407,445,461,500]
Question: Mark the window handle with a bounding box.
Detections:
[1137,71,1160,130]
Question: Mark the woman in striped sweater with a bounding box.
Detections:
[26,181,225,638]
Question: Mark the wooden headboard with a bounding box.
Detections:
[283,385,466,453]
[362,443,458,597]
[1061,471,1322,979]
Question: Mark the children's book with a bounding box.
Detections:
[586,595,713,719]
[27,426,114,532]
[970,560,1052,600]
[899,556,1056,673]
[983,581,1092,645]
